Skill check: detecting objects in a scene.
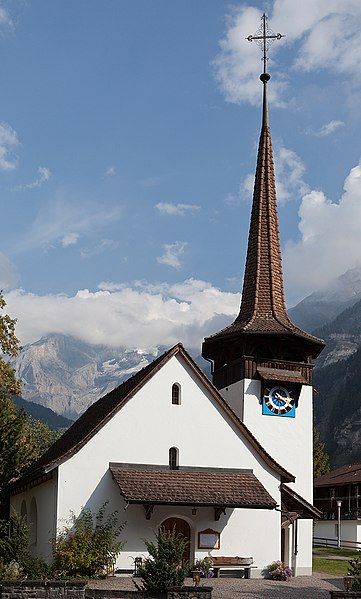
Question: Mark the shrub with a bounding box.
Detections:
[138,527,189,597]
[52,504,126,578]
[263,560,293,581]
[0,515,49,580]
[347,557,361,591]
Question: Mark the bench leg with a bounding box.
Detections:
[214,568,219,578]
[244,568,251,579]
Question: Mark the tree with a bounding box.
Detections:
[314,427,330,479]
[0,293,61,494]
[0,292,21,396]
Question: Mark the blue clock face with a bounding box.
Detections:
[263,386,295,416]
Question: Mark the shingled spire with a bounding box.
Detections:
[202,23,324,369]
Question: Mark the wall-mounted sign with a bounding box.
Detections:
[198,528,220,549]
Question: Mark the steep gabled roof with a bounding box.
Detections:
[10,343,294,493]
[203,73,324,360]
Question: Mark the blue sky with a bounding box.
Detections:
[1,0,361,350]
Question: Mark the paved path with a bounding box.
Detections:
[89,573,344,598]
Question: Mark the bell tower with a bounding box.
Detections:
[202,13,324,525]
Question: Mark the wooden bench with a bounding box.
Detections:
[212,556,254,579]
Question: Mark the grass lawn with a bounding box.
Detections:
[313,556,349,576]
[313,546,360,559]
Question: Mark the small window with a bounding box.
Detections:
[169,447,179,470]
[172,383,181,405]
[20,500,27,521]
[29,497,37,548]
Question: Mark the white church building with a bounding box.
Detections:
[10,36,324,578]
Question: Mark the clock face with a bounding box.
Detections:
[263,385,295,416]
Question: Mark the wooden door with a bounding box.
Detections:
[161,517,191,563]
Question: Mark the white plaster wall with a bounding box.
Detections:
[314,520,359,548]
[53,354,282,573]
[10,474,57,563]
[220,378,314,574]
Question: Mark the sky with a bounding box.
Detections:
[1,0,361,351]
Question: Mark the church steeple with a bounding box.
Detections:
[202,16,324,372]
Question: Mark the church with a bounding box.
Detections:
[9,25,324,578]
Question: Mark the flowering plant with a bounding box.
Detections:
[192,557,214,578]
[264,560,293,581]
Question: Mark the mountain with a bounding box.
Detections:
[14,334,161,419]
[13,396,73,430]
[289,266,361,332]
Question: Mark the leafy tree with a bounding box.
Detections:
[138,527,189,596]
[0,291,21,396]
[0,513,50,579]
[0,293,61,495]
[52,504,126,578]
[347,557,361,591]
[314,427,330,479]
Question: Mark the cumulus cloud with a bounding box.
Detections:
[241,142,308,204]
[157,241,187,269]
[105,166,116,177]
[155,202,200,216]
[5,279,239,351]
[306,120,345,137]
[61,233,79,247]
[214,1,361,107]
[284,163,361,299]
[15,166,52,190]
[0,122,19,170]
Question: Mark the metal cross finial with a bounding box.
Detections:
[246,13,284,75]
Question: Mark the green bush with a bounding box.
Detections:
[0,514,49,580]
[138,527,189,597]
[52,504,125,578]
[347,557,361,591]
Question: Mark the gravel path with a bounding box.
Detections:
[89,573,344,598]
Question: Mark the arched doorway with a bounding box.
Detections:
[161,517,191,563]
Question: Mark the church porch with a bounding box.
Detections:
[109,463,281,577]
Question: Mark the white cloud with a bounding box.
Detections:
[0,122,19,170]
[241,142,308,204]
[0,253,18,290]
[16,166,52,190]
[5,279,239,351]
[284,162,361,300]
[157,241,187,270]
[306,120,345,137]
[105,166,116,177]
[155,202,200,216]
[0,5,13,28]
[61,233,79,247]
[81,239,119,259]
[13,195,122,253]
[214,1,361,107]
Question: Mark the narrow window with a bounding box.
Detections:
[20,500,27,521]
[172,383,181,405]
[29,497,38,548]
[169,447,179,470]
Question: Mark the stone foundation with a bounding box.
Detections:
[0,581,86,599]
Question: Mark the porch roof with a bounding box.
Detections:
[281,484,322,520]
[109,463,277,509]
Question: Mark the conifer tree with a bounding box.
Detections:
[314,427,330,479]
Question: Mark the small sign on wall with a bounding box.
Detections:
[198,528,220,549]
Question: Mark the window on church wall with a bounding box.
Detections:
[172,383,181,405]
[169,447,179,470]
[20,500,27,521]
[29,497,38,548]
